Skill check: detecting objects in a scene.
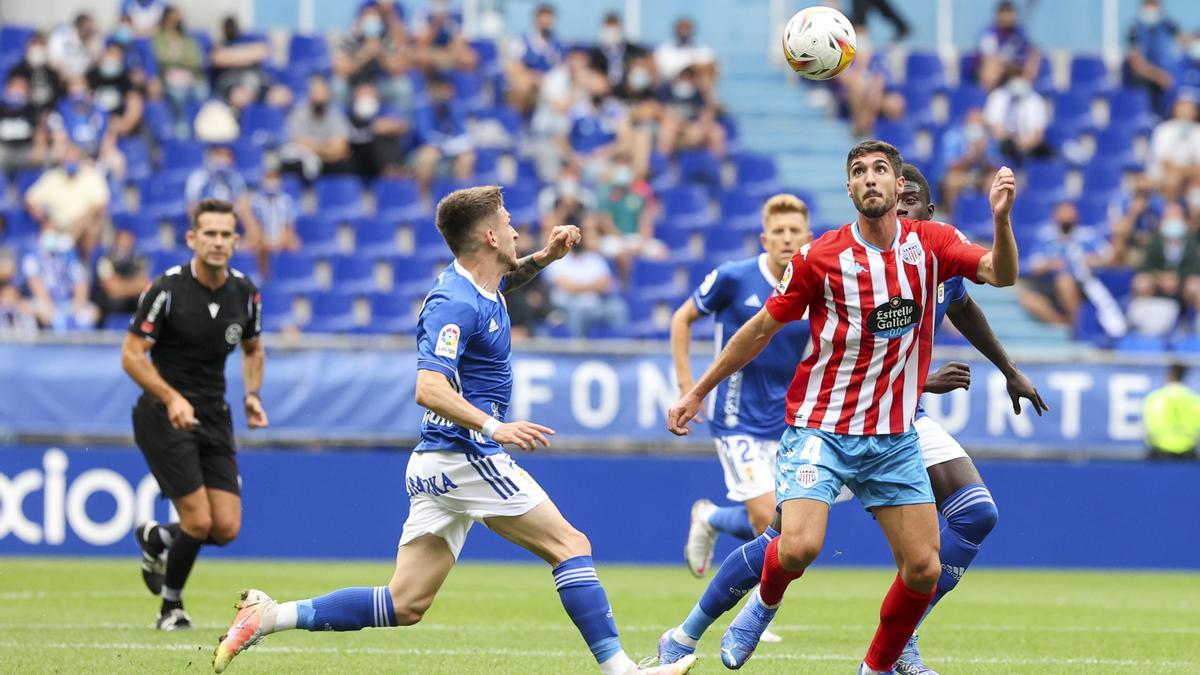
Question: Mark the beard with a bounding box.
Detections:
[853,191,895,219]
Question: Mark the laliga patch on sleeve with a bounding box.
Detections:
[776,261,794,294]
[435,323,461,359]
[699,269,719,295]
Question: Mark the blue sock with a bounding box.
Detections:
[553,556,623,664]
[708,505,757,540]
[680,526,778,641]
[295,586,395,631]
[920,484,998,627]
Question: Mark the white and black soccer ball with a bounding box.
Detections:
[782,6,858,81]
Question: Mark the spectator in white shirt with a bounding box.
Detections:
[983,67,1053,165]
[1148,95,1200,200]
[654,17,716,83]
[47,13,102,79]
[543,223,628,337]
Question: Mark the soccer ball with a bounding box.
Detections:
[782,6,857,81]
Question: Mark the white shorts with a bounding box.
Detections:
[833,415,969,504]
[398,450,549,558]
[715,435,779,502]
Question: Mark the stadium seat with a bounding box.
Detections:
[947,85,986,124]
[294,214,341,257]
[900,85,938,129]
[1,208,39,247]
[1094,126,1142,171]
[307,292,358,333]
[228,252,259,281]
[473,148,503,185]
[268,252,322,295]
[676,149,722,189]
[160,140,205,184]
[141,99,176,142]
[1025,160,1070,203]
[0,25,34,73]
[449,70,486,114]
[630,259,686,303]
[953,192,992,240]
[1082,163,1122,197]
[241,104,288,148]
[101,313,134,331]
[874,119,917,160]
[373,177,425,223]
[1011,194,1055,236]
[1052,90,1096,138]
[720,189,762,233]
[626,295,672,339]
[408,216,448,261]
[1171,335,1200,354]
[140,177,188,221]
[287,34,332,76]
[259,292,299,332]
[1107,87,1157,134]
[232,140,265,186]
[392,257,437,297]
[656,223,702,263]
[661,185,713,230]
[118,136,152,184]
[368,291,419,334]
[1033,54,1055,94]
[904,51,947,95]
[315,176,366,221]
[355,217,401,258]
[705,226,755,261]
[502,183,539,227]
[1115,333,1166,353]
[13,167,42,196]
[1069,55,1112,97]
[332,255,379,295]
[1076,196,1113,228]
[734,153,780,198]
[113,213,168,253]
[1095,267,1135,301]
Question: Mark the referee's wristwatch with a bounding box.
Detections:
[243,392,261,404]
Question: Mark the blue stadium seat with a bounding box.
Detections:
[661,185,713,230]
[900,85,937,129]
[473,148,503,184]
[140,177,187,221]
[1076,196,1112,228]
[630,259,685,302]
[268,252,322,295]
[294,214,341,256]
[705,227,755,261]
[1033,54,1055,94]
[676,149,722,189]
[1011,194,1055,236]
[1,208,39,247]
[161,140,205,183]
[1025,160,1069,203]
[734,153,780,198]
[287,34,331,76]
[314,175,365,221]
[626,295,671,339]
[1083,163,1122,197]
[1115,333,1166,353]
[1108,87,1157,134]
[953,192,992,240]
[392,257,437,297]
[904,51,947,95]
[13,167,42,196]
[242,104,287,148]
[656,224,702,263]
[449,70,486,114]
[370,176,425,225]
[355,217,401,258]
[308,292,358,333]
[407,216,447,260]
[1094,126,1142,171]
[118,136,152,183]
[368,291,419,334]
[1171,335,1200,354]
[432,178,472,206]
[1095,267,1135,301]
[101,313,134,331]
[1069,55,1111,97]
[720,189,761,232]
[229,252,259,282]
[469,39,501,76]
[1052,90,1095,138]
[332,255,378,294]
[259,292,298,332]
[874,119,917,160]
[232,140,265,186]
[503,184,539,226]
[141,99,175,142]
[113,213,167,253]
[647,151,678,194]
[473,106,523,148]
[0,25,34,73]
[948,85,986,124]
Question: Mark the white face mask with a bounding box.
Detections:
[600,26,622,47]
[1163,218,1187,239]
[611,165,634,186]
[1188,189,1200,208]
[353,96,380,118]
[27,47,47,67]
[672,80,696,99]
[1140,7,1162,24]
[628,68,651,91]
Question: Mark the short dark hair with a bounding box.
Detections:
[901,164,934,205]
[436,186,504,256]
[536,4,555,16]
[192,199,235,229]
[1168,362,1188,382]
[846,140,904,178]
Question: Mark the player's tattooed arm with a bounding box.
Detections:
[504,225,582,292]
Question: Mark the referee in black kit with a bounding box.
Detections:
[120,198,268,630]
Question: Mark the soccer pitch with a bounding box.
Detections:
[0,559,1196,674]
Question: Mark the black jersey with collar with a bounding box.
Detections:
[130,261,261,403]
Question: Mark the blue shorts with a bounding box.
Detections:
[776,426,934,510]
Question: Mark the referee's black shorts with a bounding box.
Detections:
[132,395,241,499]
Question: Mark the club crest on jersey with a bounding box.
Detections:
[435,323,461,358]
[224,323,242,345]
[796,465,819,489]
[899,241,925,265]
[776,262,793,294]
[866,296,920,338]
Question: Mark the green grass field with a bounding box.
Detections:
[0,558,1197,674]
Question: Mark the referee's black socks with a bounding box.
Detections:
[161,531,203,611]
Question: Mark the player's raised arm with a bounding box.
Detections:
[975,166,1019,287]
[503,224,581,292]
[668,307,787,435]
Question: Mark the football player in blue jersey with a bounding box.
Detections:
[671,194,812,580]
[213,186,696,675]
[657,166,1048,674]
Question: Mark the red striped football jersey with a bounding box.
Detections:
[765,218,988,435]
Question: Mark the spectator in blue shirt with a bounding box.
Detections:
[185,144,263,248]
[1018,201,1114,327]
[250,166,301,272]
[210,15,287,105]
[505,4,564,113]
[975,1,1040,91]
[1125,0,1182,115]
[411,0,478,72]
[47,77,125,177]
[121,0,166,38]
[22,227,98,332]
[413,73,475,201]
[656,64,726,159]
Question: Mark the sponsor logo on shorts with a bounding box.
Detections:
[796,465,819,489]
[866,296,920,338]
[406,472,460,497]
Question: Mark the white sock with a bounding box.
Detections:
[671,626,698,648]
[598,649,637,675]
[161,586,182,602]
[271,601,297,633]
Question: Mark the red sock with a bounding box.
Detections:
[758,536,805,606]
[864,574,936,671]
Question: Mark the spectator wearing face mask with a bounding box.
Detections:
[10,33,66,116]
[588,13,647,91]
[281,75,354,181]
[973,1,1040,91]
[25,143,110,255]
[413,73,475,201]
[1148,95,1200,201]
[47,77,125,176]
[1128,202,1199,336]
[1018,201,1116,327]
[0,74,50,174]
[210,15,284,104]
[656,65,726,158]
[542,221,629,337]
[505,4,565,112]
[91,227,151,323]
[334,4,412,108]
[121,0,168,38]
[152,5,208,135]
[22,227,99,331]
[596,155,662,264]
[48,12,103,79]
[86,42,145,141]
[410,0,479,73]
[654,17,716,84]
[983,64,1053,165]
[1125,0,1182,115]
[347,81,410,179]
[939,107,999,218]
[249,167,302,270]
[185,144,263,249]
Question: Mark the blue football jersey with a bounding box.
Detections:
[917,275,968,419]
[414,261,512,456]
[693,254,811,439]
